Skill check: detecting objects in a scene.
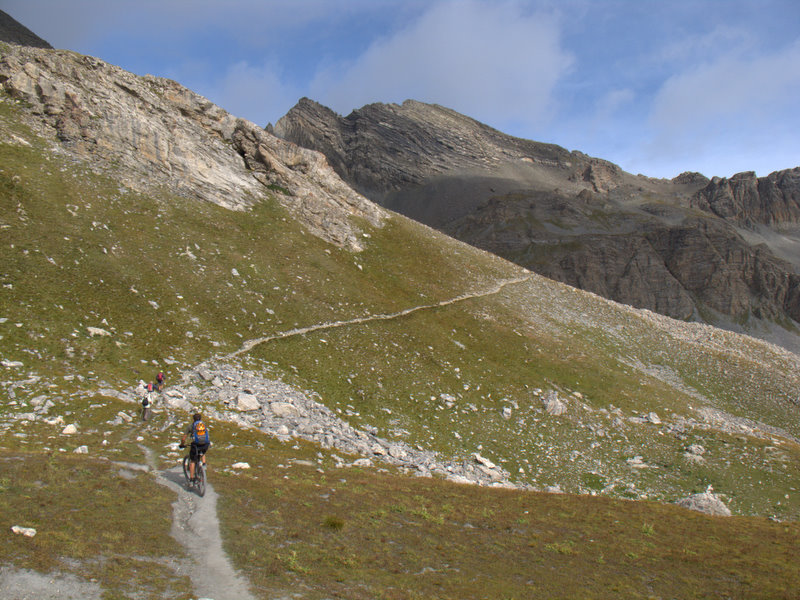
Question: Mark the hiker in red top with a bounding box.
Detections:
[156,370,166,392]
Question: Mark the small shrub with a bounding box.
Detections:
[323,515,345,530]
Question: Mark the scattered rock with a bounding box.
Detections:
[647,412,661,425]
[1,359,23,368]
[73,445,88,454]
[232,462,251,470]
[61,424,77,435]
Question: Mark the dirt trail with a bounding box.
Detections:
[143,447,256,600]
[226,274,532,359]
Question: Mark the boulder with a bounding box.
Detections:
[11,526,36,538]
[676,491,732,517]
[270,402,299,418]
[61,424,77,435]
[235,393,260,412]
[542,391,567,416]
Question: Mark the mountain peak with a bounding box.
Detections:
[0,9,53,49]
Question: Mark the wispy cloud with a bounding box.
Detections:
[643,39,800,175]
[308,0,573,131]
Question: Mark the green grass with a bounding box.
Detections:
[0,449,190,599]
[215,425,800,600]
[1,87,800,598]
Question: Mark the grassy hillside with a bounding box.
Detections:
[1,94,799,598]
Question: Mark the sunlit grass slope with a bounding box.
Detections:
[1,94,799,598]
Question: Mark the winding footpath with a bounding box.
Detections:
[226,274,532,359]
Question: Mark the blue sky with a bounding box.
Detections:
[3,0,799,179]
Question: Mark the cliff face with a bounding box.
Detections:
[0,46,384,251]
[275,98,800,343]
[692,168,800,226]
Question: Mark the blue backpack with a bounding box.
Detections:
[192,420,210,444]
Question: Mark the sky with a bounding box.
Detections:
[3,0,799,179]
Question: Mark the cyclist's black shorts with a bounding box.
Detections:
[190,442,210,460]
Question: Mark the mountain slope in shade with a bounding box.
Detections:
[274,98,800,352]
[0,9,52,49]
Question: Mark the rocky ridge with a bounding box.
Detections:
[693,168,800,226]
[0,45,385,250]
[275,99,800,350]
[0,10,52,50]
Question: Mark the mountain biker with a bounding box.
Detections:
[180,412,210,481]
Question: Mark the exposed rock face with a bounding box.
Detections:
[275,98,800,346]
[0,10,53,49]
[0,46,384,250]
[273,97,581,202]
[692,168,800,226]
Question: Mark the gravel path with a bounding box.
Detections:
[155,465,257,600]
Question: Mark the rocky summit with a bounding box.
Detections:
[275,99,800,352]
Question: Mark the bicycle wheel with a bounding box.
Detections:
[182,456,190,483]
[195,462,206,497]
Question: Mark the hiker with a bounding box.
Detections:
[141,382,154,421]
[180,412,210,480]
[156,370,165,392]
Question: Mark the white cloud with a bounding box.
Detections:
[309,0,573,130]
[642,40,800,176]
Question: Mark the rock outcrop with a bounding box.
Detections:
[692,168,800,226]
[0,10,53,49]
[0,45,385,250]
[275,98,800,347]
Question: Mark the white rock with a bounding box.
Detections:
[87,326,111,337]
[352,458,373,467]
[61,424,78,435]
[276,424,290,436]
[473,453,497,470]
[388,445,407,460]
[446,474,475,485]
[270,402,299,418]
[11,525,36,538]
[73,445,88,454]
[647,412,661,425]
[502,407,512,419]
[231,267,240,277]
[676,492,732,517]
[232,462,251,470]
[542,391,567,416]
[1,359,23,368]
[236,393,260,412]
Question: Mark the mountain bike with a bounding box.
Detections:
[179,444,206,497]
